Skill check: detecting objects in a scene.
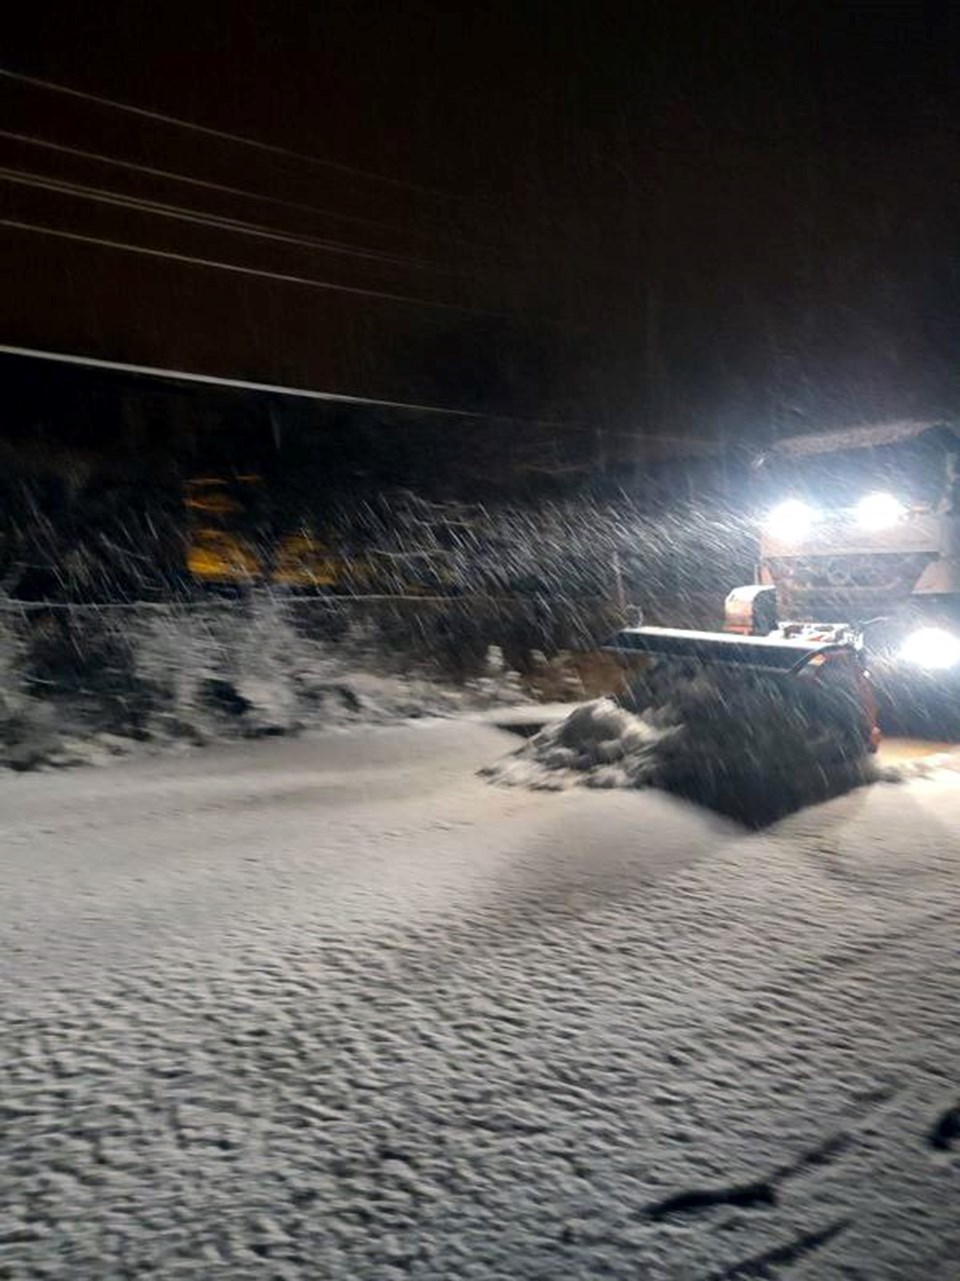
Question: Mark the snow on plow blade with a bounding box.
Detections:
[605,625,881,756]
[604,626,854,674]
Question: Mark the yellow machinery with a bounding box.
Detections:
[270,532,347,589]
[184,478,454,593]
[186,476,355,589]
[185,476,263,585]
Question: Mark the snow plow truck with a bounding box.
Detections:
[607,420,960,743]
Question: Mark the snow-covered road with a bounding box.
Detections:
[2,721,959,1279]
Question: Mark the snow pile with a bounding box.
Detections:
[0,600,527,770]
[486,670,880,823]
[484,698,670,791]
[0,608,68,770]
[128,609,525,742]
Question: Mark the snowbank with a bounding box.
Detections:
[0,601,527,770]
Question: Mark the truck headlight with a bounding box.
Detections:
[855,491,905,530]
[899,627,960,670]
[764,499,815,542]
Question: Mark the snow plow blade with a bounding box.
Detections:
[604,626,854,674]
[605,625,881,754]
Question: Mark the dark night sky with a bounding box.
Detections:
[3,1,960,449]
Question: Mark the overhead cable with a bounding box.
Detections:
[0,218,512,317]
[0,166,488,277]
[0,67,505,209]
[0,343,581,428]
[0,129,510,258]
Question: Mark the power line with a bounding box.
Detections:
[0,345,704,454]
[0,67,505,210]
[0,129,512,259]
[0,218,512,317]
[0,166,491,279]
[0,344,580,427]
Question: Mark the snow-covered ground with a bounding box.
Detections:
[2,719,960,1278]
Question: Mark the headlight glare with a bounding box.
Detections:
[855,491,906,530]
[899,627,960,670]
[764,499,816,543]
